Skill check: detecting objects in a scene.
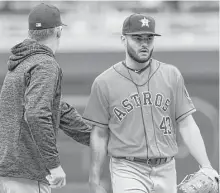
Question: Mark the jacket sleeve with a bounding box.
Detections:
[59,101,91,146]
[24,62,60,170]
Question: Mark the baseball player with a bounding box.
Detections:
[83,13,219,193]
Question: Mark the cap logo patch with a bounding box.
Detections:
[140,17,150,27]
[36,23,42,27]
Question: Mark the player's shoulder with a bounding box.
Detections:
[93,61,121,83]
[157,59,182,77]
[158,60,180,72]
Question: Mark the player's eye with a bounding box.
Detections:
[147,36,154,41]
[132,36,142,41]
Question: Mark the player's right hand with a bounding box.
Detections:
[89,182,107,193]
[46,165,66,189]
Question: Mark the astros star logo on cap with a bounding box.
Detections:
[140,17,150,27]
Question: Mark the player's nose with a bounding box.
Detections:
[141,42,149,47]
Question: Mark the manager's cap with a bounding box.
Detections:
[28,3,67,30]
[122,13,161,36]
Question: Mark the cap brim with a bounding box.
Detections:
[61,23,67,27]
[124,31,161,36]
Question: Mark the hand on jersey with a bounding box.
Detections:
[89,182,107,193]
[46,165,66,189]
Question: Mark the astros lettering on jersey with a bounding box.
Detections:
[83,59,196,159]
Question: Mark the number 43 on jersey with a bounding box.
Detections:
[160,116,172,135]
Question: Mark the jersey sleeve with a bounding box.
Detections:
[175,71,196,122]
[83,79,109,129]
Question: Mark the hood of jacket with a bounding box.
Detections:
[8,39,55,71]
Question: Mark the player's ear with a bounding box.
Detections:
[121,35,126,45]
[56,26,62,39]
[57,31,61,38]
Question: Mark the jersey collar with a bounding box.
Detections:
[113,58,160,86]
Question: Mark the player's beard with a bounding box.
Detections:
[127,42,153,63]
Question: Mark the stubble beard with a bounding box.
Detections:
[127,43,153,64]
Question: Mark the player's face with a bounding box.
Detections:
[125,34,154,63]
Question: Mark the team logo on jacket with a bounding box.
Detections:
[113,91,170,122]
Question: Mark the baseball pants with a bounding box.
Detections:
[0,177,51,193]
[109,157,177,193]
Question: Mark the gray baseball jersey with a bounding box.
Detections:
[83,59,196,158]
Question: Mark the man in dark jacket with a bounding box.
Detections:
[0,3,90,193]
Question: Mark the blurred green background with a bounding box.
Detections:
[0,1,219,193]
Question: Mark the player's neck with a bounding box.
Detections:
[125,57,151,70]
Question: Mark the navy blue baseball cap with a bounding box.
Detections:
[122,13,161,36]
[28,3,67,30]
